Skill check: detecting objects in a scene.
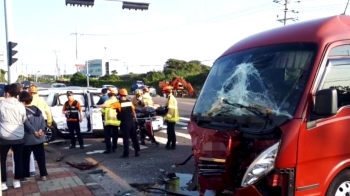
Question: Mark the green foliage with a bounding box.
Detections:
[68,58,211,97]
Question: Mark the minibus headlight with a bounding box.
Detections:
[241,142,280,187]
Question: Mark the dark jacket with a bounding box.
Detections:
[24,106,46,145]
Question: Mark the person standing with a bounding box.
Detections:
[110,89,140,158]
[28,85,52,176]
[62,91,84,149]
[0,84,36,190]
[142,87,154,107]
[97,88,109,143]
[98,88,120,154]
[163,86,179,150]
[19,91,48,181]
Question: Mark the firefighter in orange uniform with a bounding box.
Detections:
[110,89,140,158]
[62,91,84,149]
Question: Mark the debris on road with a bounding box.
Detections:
[66,160,102,170]
[173,154,193,168]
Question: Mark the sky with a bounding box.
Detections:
[0,0,348,79]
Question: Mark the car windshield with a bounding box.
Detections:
[193,43,317,121]
[52,84,66,87]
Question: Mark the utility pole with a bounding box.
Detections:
[86,60,90,87]
[273,0,300,25]
[53,50,60,80]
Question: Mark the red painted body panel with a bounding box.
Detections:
[189,15,350,195]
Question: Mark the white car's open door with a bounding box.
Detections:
[87,92,104,131]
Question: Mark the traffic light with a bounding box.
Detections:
[7,42,17,66]
[65,0,94,7]
[122,1,149,11]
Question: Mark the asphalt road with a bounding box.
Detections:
[47,97,198,196]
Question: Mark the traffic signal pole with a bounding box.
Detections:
[4,0,10,85]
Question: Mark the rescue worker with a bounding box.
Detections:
[97,88,109,143]
[131,89,144,108]
[110,89,140,158]
[142,87,154,107]
[62,91,84,149]
[163,86,179,150]
[98,88,120,154]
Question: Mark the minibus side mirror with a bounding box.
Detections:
[314,89,338,116]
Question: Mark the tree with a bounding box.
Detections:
[0,69,7,83]
[111,70,118,75]
[70,72,86,86]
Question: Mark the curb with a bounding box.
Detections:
[73,168,111,196]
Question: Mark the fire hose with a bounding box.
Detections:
[173,154,194,167]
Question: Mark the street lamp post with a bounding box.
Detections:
[86,61,90,87]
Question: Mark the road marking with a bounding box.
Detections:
[179,102,194,105]
[177,122,188,126]
[159,130,191,140]
[179,117,190,121]
[154,135,178,144]
[62,144,91,149]
[85,157,133,190]
[86,150,105,154]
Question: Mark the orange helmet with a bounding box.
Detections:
[108,87,117,96]
[28,85,38,93]
[162,86,173,92]
[143,87,149,92]
[118,88,128,96]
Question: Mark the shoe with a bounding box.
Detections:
[30,172,36,177]
[13,180,21,189]
[165,142,170,148]
[80,146,85,149]
[152,141,159,146]
[141,140,146,145]
[120,154,129,158]
[135,152,140,157]
[1,183,8,191]
[103,150,111,154]
[112,148,117,153]
[40,176,47,181]
[69,146,76,149]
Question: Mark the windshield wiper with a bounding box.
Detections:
[222,99,272,124]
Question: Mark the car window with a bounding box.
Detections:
[93,95,101,105]
[58,94,85,106]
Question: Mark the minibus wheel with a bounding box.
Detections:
[326,170,350,196]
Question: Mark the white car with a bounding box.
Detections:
[45,89,104,138]
[51,83,66,88]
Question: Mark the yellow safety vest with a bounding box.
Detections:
[164,94,179,123]
[100,97,121,126]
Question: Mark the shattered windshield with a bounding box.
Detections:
[193,43,317,120]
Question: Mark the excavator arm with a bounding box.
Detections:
[170,77,195,97]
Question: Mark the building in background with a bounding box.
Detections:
[79,59,119,77]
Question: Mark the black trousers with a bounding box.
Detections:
[23,143,48,177]
[104,125,118,151]
[67,121,84,147]
[166,122,176,147]
[1,144,23,181]
[120,120,140,155]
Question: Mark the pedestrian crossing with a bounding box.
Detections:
[84,117,191,154]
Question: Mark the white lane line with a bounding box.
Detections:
[159,130,191,140]
[179,117,190,121]
[177,122,188,126]
[62,144,91,149]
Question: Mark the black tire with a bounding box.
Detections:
[326,169,350,196]
[44,122,58,142]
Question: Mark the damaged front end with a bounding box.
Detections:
[188,121,291,196]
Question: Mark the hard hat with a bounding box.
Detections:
[28,85,38,93]
[119,88,128,96]
[135,89,143,95]
[162,86,173,92]
[143,87,149,92]
[108,87,117,96]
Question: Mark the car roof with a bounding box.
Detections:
[220,15,350,58]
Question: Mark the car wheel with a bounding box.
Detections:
[44,123,58,142]
[326,170,350,196]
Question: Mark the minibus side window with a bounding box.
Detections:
[321,63,350,108]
